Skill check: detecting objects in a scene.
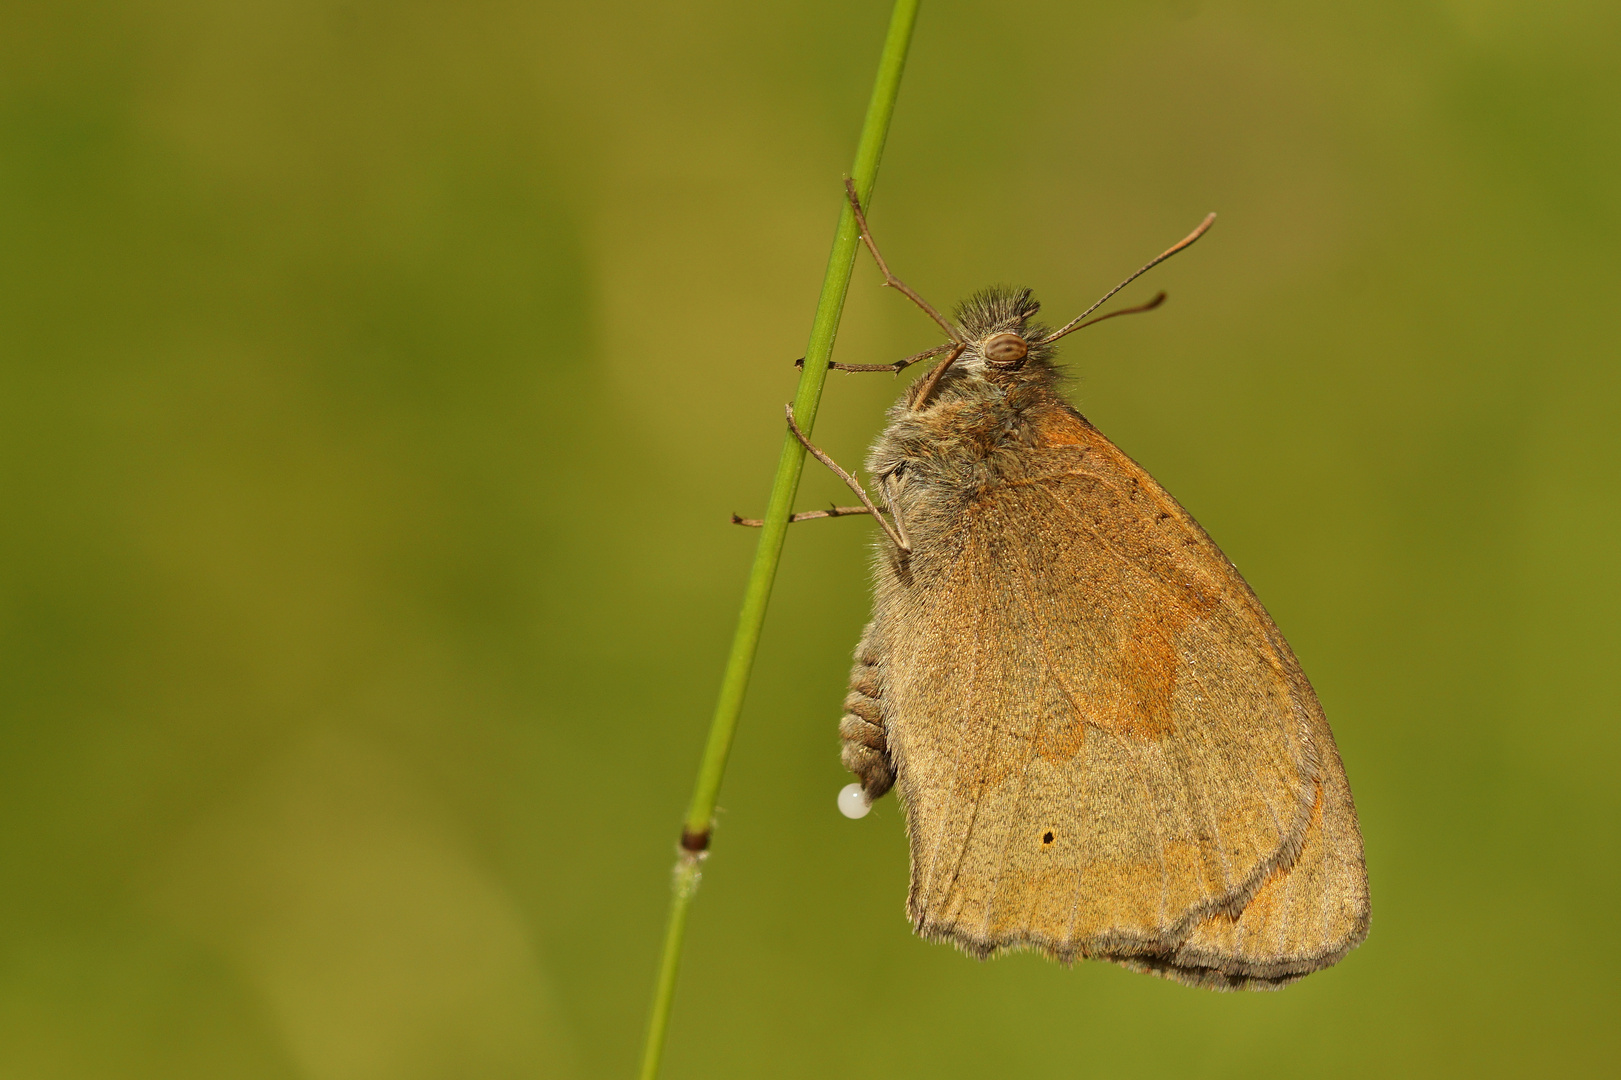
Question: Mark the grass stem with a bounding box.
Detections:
[637,3,920,1076]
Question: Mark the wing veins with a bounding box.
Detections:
[1024,476,1293,932]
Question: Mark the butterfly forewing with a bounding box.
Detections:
[871,406,1366,985]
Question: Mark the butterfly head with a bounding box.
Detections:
[951,286,1053,374]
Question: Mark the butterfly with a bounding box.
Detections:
[772,183,1369,990]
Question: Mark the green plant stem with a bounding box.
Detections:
[637,3,919,1077]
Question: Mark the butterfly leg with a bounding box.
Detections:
[840,621,895,800]
[843,179,963,344]
[784,404,910,554]
[729,505,875,528]
[794,342,956,374]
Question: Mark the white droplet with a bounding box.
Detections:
[838,783,871,819]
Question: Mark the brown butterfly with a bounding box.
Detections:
[756,183,1369,990]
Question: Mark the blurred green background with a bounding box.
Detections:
[2,0,1617,1077]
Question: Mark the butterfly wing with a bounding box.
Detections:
[873,407,1368,988]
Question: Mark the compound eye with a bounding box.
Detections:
[982,332,1029,368]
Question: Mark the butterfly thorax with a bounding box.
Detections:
[864,286,1087,512]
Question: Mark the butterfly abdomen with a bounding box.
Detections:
[840,621,896,800]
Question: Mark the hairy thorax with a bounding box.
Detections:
[866,363,1090,556]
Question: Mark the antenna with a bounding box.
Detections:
[1035,213,1215,346]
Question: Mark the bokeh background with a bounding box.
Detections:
[3,0,1618,1077]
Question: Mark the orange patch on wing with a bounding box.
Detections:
[1023,419,1226,743]
[1112,613,1182,737]
[1075,609,1192,742]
